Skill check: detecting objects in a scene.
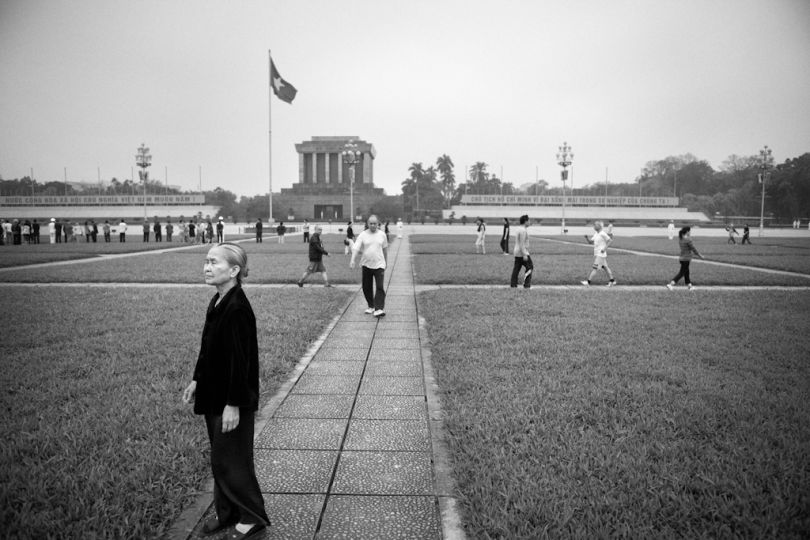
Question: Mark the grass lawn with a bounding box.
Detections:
[608,236,810,275]
[0,285,352,538]
[0,236,251,269]
[418,288,810,538]
[410,235,810,286]
[0,234,374,284]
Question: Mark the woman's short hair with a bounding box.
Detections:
[519,214,529,224]
[679,226,691,239]
[217,242,249,284]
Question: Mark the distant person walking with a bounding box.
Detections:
[302,219,310,243]
[182,242,270,539]
[32,219,40,243]
[396,218,403,238]
[165,220,174,242]
[667,220,676,240]
[742,223,751,244]
[55,219,63,243]
[91,220,98,242]
[726,223,738,244]
[350,215,388,317]
[216,218,224,243]
[83,221,91,242]
[510,214,533,288]
[500,217,510,255]
[143,218,150,242]
[344,221,354,255]
[49,218,57,244]
[154,220,162,242]
[581,221,616,287]
[206,219,214,244]
[102,220,111,242]
[255,218,263,243]
[276,221,286,244]
[667,226,705,291]
[475,218,486,254]
[297,225,331,288]
[119,219,127,242]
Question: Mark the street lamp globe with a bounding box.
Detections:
[342,141,361,222]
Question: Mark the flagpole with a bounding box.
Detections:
[268,49,273,223]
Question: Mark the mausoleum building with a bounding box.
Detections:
[277,136,385,221]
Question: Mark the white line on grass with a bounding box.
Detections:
[542,237,810,279]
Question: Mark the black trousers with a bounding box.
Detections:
[510,256,533,288]
[672,261,691,285]
[500,236,509,253]
[120,233,126,242]
[362,266,386,309]
[204,411,270,528]
[303,232,310,243]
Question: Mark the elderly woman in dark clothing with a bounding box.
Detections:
[182,242,270,539]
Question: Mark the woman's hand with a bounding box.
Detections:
[222,405,240,433]
[182,381,197,404]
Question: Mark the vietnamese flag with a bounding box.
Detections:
[270,59,297,104]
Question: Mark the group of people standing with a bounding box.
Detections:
[141,216,224,244]
[1,218,41,245]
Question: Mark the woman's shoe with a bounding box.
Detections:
[229,523,267,539]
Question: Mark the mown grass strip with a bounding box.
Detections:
[418,289,810,538]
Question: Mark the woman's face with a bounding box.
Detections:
[204,247,237,287]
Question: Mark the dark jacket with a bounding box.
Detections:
[192,285,260,414]
[308,232,328,261]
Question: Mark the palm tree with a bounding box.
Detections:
[470,162,489,193]
[436,154,455,208]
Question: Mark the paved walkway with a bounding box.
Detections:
[171,233,464,540]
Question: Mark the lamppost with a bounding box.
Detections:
[556,142,573,234]
[757,145,774,237]
[136,143,152,221]
[342,141,361,222]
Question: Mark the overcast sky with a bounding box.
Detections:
[1,0,809,197]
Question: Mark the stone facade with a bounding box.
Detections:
[277,136,385,221]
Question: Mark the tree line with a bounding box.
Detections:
[3,150,808,223]
[399,152,810,222]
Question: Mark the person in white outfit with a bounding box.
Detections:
[350,215,389,317]
[48,218,57,243]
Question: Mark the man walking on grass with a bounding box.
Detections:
[582,221,616,287]
[350,215,388,317]
[297,225,331,288]
[510,214,533,288]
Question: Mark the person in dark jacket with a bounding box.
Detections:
[182,242,270,538]
[255,218,263,243]
[500,217,510,254]
[667,226,705,291]
[297,225,331,287]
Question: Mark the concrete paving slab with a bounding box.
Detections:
[255,418,347,450]
[324,334,374,347]
[254,449,337,493]
[311,348,369,362]
[330,451,434,495]
[368,337,421,349]
[304,361,365,376]
[373,328,421,339]
[273,394,356,419]
[364,361,423,377]
[353,395,427,420]
[291,374,359,394]
[317,496,441,539]
[344,419,430,452]
[367,348,421,363]
[359,376,425,396]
